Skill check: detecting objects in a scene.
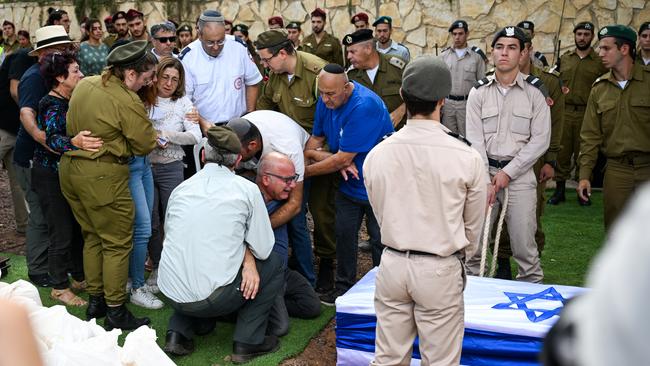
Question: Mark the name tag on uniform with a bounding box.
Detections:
[324,43,332,47]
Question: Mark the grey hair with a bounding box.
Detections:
[151,22,176,37]
[203,140,239,167]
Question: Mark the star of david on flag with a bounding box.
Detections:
[492,287,567,323]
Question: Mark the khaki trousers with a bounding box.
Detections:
[372,249,465,366]
[59,155,134,305]
[308,173,338,259]
[556,107,585,181]
[441,99,468,137]
[603,158,650,229]
[0,129,28,231]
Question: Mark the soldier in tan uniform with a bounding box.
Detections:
[548,22,607,206]
[343,29,407,129]
[578,25,650,229]
[440,20,487,137]
[285,21,302,49]
[636,22,650,66]
[364,56,486,366]
[254,30,337,291]
[517,21,549,68]
[301,8,344,67]
[60,40,157,329]
[465,26,550,283]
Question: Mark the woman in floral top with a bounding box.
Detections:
[32,51,103,307]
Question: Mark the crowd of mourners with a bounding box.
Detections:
[0,5,648,364]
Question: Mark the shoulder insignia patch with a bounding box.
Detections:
[471,46,488,62]
[389,56,405,70]
[525,74,549,98]
[447,131,471,146]
[397,42,410,54]
[178,46,192,60]
[474,77,493,88]
[534,51,549,67]
[233,36,247,48]
[441,46,451,53]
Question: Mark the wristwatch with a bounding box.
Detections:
[545,160,558,169]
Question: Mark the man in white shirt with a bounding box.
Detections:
[159,126,283,362]
[180,10,262,134]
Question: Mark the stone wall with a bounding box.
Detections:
[2,0,649,62]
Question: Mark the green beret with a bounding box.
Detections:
[402,56,451,102]
[106,40,149,66]
[342,29,374,46]
[286,21,301,30]
[598,24,637,44]
[206,126,241,154]
[254,29,289,50]
[373,16,392,27]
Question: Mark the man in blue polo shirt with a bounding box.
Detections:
[304,63,393,305]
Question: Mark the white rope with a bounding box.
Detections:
[479,187,509,277]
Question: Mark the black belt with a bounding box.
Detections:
[447,94,469,101]
[488,158,511,169]
[69,154,130,165]
[386,247,441,257]
[611,153,650,166]
[566,104,586,112]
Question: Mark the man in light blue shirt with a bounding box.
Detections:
[159,126,283,363]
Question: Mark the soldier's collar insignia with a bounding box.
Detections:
[505,27,515,36]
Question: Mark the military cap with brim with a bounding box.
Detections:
[286,21,301,30]
[449,20,468,32]
[517,21,534,31]
[342,29,374,46]
[598,24,637,44]
[107,40,149,66]
[491,26,527,47]
[311,8,326,18]
[351,12,369,24]
[639,22,650,35]
[255,29,290,50]
[373,16,392,27]
[206,125,241,154]
[574,21,595,33]
[29,25,74,56]
[402,56,451,102]
[177,24,192,34]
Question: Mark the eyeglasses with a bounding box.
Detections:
[160,74,180,84]
[155,36,177,43]
[203,38,226,47]
[265,172,299,184]
[259,52,280,63]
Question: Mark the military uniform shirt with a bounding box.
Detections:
[78,42,110,76]
[578,63,650,180]
[376,40,410,63]
[531,65,564,163]
[466,72,551,189]
[256,51,326,133]
[440,46,486,97]
[560,48,607,106]
[181,36,262,124]
[301,32,344,67]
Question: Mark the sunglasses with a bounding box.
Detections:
[155,36,177,43]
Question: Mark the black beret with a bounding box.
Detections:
[342,29,374,46]
[573,21,595,33]
[517,21,534,31]
[286,21,301,30]
[177,24,192,34]
[233,24,249,33]
[449,20,468,32]
[639,22,650,35]
[112,11,127,23]
[491,26,527,47]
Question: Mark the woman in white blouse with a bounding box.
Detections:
[146,56,202,291]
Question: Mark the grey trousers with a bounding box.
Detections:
[0,130,27,232]
[14,163,49,276]
[267,269,322,336]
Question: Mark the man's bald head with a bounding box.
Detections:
[318,64,353,109]
[257,152,298,202]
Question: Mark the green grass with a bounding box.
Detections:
[0,254,335,365]
[0,192,605,364]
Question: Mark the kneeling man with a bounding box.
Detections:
[159,126,284,363]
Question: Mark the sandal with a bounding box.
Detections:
[70,279,88,293]
[51,288,88,307]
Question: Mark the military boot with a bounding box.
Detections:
[86,294,107,320]
[315,258,334,294]
[547,181,566,205]
[104,304,150,330]
[495,257,513,280]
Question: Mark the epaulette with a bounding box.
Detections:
[381,132,394,142]
[534,51,549,67]
[525,74,549,97]
[178,46,192,60]
[299,52,326,74]
[441,46,451,53]
[233,36,247,48]
[485,67,495,77]
[474,76,493,88]
[388,56,405,70]
[397,42,410,56]
[544,67,560,78]
[592,71,610,86]
[447,131,471,146]
[471,46,488,63]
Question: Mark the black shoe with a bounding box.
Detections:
[547,181,566,205]
[28,273,51,287]
[319,288,345,306]
[86,294,108,320]
[315,258,334,294]
[232,335,280,364]
[578,194,592,206]
[358,240,371,252]
[164,330,195,356]
[495,258,513,280]
[104,304,150,330]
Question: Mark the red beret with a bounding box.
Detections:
[125,9,143,21]
[351,12,369,24]
[268,16,284,27]
[311,8,326,18]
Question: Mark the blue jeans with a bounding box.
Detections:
[335,192,382,292]
[128,156,154,289]
[287,178,315,286]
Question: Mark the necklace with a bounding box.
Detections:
[51,88,69,100]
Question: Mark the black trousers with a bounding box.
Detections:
[167,252,284,344]
[267,269,322,336]
[31,165,84,289]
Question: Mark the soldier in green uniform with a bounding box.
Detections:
[286,21,302,49]
[495,32,565,278]
[103,12,129,48]
[343,29,407,129]
[233,24,263,74]
[301,8,344,67]
[548,22,607,206]
[578,25,650,230]
[254,30,337,292]
[637,22,650,66]
[59,40,158,330]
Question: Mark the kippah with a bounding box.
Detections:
[323,64,345,74]
[200,10,225,23]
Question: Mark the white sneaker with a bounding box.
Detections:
[141,282,160,294]
[126,279,132,292]
[146,269,158,287]
[130,287,164,309]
